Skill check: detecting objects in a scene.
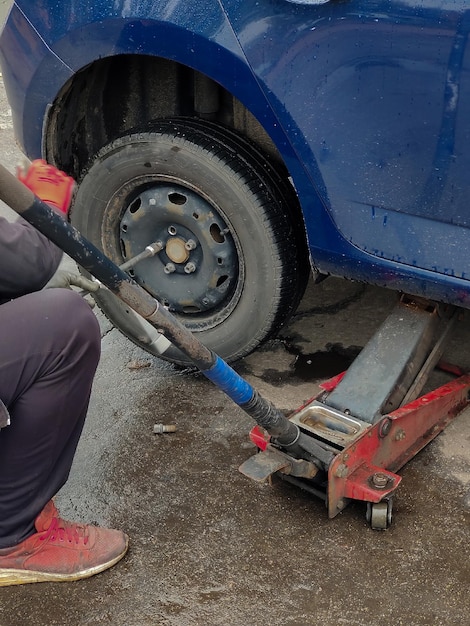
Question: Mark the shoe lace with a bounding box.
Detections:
[40,517,90,545]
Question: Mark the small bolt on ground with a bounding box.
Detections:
[153,423,177,434]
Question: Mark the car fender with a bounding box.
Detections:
[0,1,301,177]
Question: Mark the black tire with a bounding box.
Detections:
[71,119,310,365]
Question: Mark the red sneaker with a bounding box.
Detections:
[0,501,128,586]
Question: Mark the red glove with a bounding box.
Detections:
[16,159,76,216]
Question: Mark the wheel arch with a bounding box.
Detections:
[45,53,294,186]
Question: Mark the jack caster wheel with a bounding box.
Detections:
[366,499,393,530]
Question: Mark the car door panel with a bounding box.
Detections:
[221,0,470,279]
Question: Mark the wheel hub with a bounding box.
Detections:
[119,183,238,317]
[165,237,190,264]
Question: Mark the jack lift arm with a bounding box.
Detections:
[1,163,469,530]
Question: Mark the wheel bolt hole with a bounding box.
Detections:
[168,192,187,205]
[168,225,177,236]
[210,223,225,243]
[129,198,141,214]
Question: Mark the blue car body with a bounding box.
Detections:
[1,0,470,309]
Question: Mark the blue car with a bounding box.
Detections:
[1,0,469,365]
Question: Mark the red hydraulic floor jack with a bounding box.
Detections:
[240,294,470,529]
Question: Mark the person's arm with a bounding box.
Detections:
[0,215,63,299]
[0,160,76,300]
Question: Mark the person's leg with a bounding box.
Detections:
[0,288,128,586]
[0,288,100,548]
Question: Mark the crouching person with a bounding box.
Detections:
[0,161,128,586]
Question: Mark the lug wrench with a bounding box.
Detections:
[119,241,163,272]
[78,240,163,294]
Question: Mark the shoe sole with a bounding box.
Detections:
[0,537,128,587]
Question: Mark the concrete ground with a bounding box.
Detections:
[0,76,469,626]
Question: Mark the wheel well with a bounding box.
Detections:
[45,55,283,181]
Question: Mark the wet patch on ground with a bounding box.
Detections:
[238,341,362,388]
[287,342,362,381]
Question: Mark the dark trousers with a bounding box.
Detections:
[0,289,101,548]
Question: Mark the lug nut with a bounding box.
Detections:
[185,239,197,251]
[164,263,176,274]
[184,262,197,274]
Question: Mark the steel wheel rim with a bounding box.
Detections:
[109,177,243,330]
